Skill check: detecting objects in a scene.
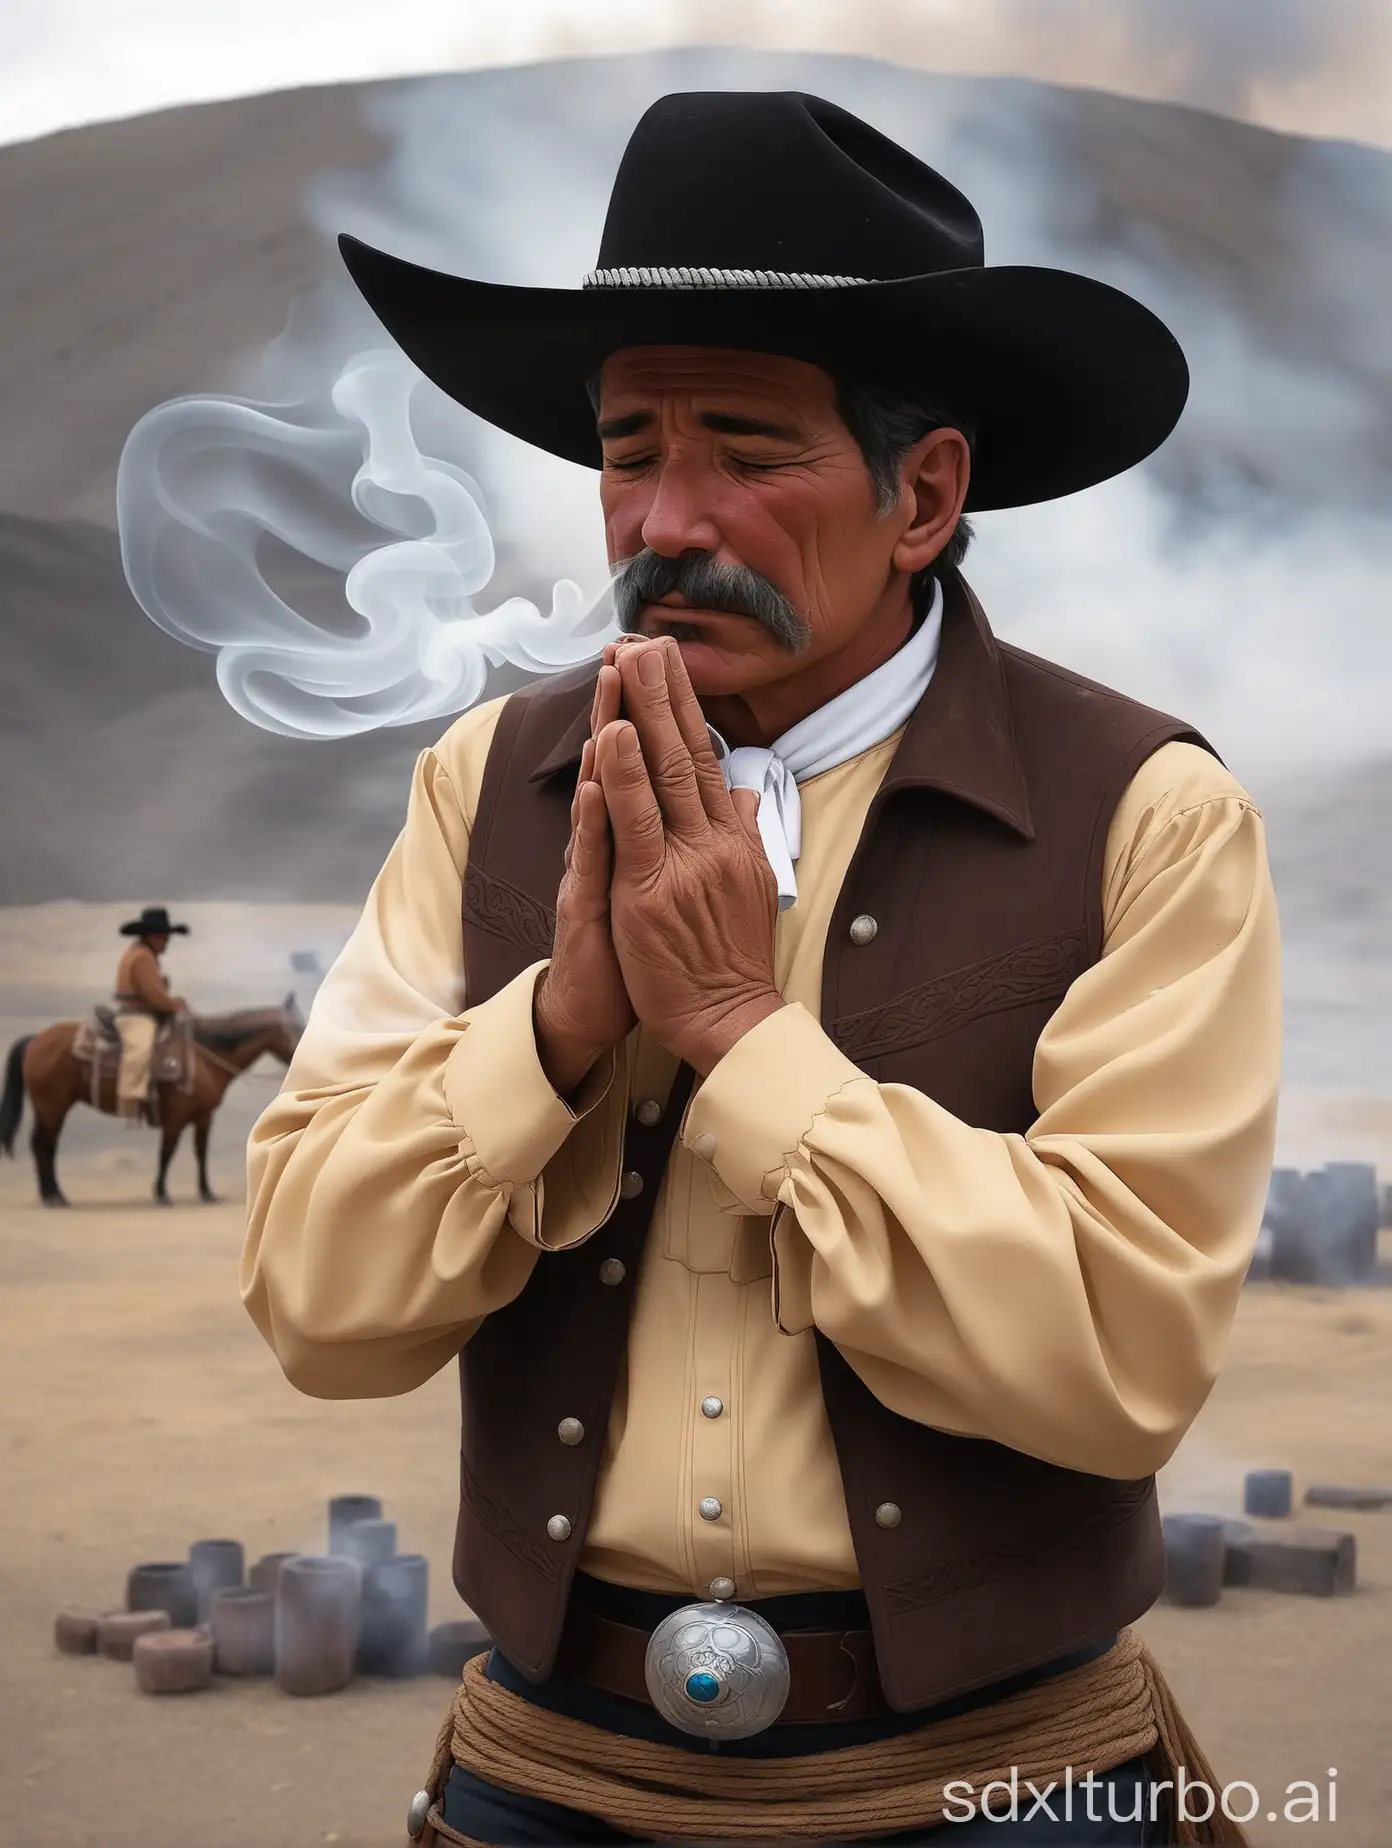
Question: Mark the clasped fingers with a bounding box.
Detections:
[594,719,668,883]
[608,642,714,839]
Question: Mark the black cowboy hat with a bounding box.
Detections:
[337,90,1188,512]
[119,906,190,938]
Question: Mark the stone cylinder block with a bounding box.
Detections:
[210,1587,275,1676]
[342,1519,397,1570]
[275,1555,361,1696]
[134,1628,214,1693]
[358,1554,428,1678]
[1161,1514,1226,1607]
[327,1495,382,1556]
[189,1539,244,1621]
[99,1609,171,1660]
[127,1561,198,1629]
[428,1618,492,1680]
[1244,1469,1293,1518]
[248,1552,296,1598]
[54,1609,102,1655]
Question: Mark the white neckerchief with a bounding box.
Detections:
[708,575,943,911]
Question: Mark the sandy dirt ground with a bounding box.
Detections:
[2,904,1390,1845]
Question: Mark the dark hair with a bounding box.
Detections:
[827,372,974,618]
[585,365,974,614]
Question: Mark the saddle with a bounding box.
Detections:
[73,1012,194,1090]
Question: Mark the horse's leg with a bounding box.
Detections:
[154,1103,185,1207]
[32,1104,69,1207]
[22,1031,105,1207]
[194,1114,219,1204]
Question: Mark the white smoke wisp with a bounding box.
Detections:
[116,346,616,740]
[113,49,1391,780]
[968,477,1392,776]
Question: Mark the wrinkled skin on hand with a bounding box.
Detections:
[532,667,637,1097]
[593,635,783,1076]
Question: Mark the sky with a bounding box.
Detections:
[4,0,1392,153]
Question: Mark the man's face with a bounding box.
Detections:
[147,933,169,955]
[597,347,917,699]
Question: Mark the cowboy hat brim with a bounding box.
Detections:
[119,920,190,936]
[338,235,1187,512]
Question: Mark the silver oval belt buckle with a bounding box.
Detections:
[643,1601,791,1739]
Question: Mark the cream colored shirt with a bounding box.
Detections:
[241,694,1281,1599]
[115,941,177,1015]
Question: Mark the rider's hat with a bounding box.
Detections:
[118,906,190,938]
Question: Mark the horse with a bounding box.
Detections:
[0,997,303,1207]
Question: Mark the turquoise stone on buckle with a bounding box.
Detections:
[643,1602,791,1740]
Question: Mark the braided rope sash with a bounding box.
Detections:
[583,265,872,289]
[417,1630,1250,1846]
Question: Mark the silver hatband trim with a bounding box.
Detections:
[582,265,871,290]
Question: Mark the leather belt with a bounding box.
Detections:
[554,1600,892,1725]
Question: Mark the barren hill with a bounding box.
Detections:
[2,54,1390,1092]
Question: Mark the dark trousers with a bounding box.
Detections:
[444,1601,1162,1847]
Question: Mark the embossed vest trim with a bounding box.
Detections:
[454,572,1211,1706]
[828,928,1089,1064]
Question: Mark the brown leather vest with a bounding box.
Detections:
[454,572,1209,1710]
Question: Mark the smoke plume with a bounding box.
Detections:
[117,345,613,739]
[114,49,1391,788]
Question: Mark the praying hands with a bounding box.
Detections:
[533,637,783,1093]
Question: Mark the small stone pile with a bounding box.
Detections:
[1162,1468,1388,1608]
[53,1495,491,1696]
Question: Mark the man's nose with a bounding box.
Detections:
[638,456,722,559]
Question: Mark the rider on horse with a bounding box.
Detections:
[113,906,191,1124]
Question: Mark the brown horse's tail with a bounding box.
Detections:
[0,1036,32,1155]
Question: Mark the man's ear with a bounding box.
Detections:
[891,429,971,577]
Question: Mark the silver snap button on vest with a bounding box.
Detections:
[619,1170,644,1199]
[598,1258,626,1286]
[557,1418,584,1446]
[874,1501,902,1529]
[849,914,879,946]
[701,1396,725,1419]
[698,1496,723,1522]
[709,1576,736,1601]
[690,1131,717,1160]
[407,1789,433,1840]
[633,1097,662,1126]
[546,1514,573,1542]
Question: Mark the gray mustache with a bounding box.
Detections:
[611,550,811,654]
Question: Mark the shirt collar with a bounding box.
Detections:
[528,570,1034,841]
